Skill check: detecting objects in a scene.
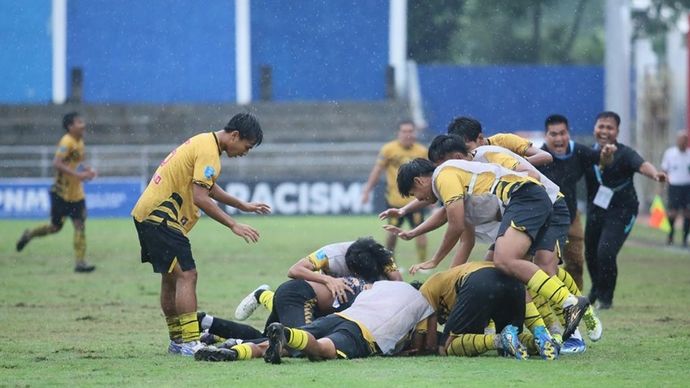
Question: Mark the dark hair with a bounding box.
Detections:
[63,112,81,132]
[409,280,424,290]
[396,158,436,197]
[544,114,569,132]
[345,237,394,283]
[595,111,620,127]
[398,119,415,129]
[447,116,482,141]
[224,113,263,147]
[428,134,469,163]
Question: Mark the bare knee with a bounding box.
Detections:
[177,268,198,284]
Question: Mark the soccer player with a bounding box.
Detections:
[396,158,589,341]
[416,262,553,360]
[360,120,429,262]
[447,116,553,166]
[584,111,666,309]
[234,237,400,324]
[131,113,271,356]
[661,132,690,246]
[194,281,434,363]
[16,112,98,273]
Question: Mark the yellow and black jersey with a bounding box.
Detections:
[419,261,494,324]
[132,132,222,235]
[377,140,428,207]
[486,133,532,157]
[432,160,541,206]
[306,241,399,278]
[51,133,86,202]
[476,150,519,170]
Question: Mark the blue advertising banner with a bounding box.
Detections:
[0,177,143,219]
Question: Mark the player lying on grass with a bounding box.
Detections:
[415,262,552,360]
[395,158,589,342]
[234,237,403,322]
[194,281,434,362]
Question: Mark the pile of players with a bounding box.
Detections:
[191,112,660,363]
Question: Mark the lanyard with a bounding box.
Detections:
[593,163,630,192]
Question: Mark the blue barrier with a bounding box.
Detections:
[0,178,143,219]
[418,65,604,136]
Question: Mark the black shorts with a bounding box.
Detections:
[497,183,552,244]
[443,268,525,342]
[387,203,425,229]
[300,315,376,359]
[529,197,570,263]
[668,184,690,210]
[270,279,321,328]
[50,192,86,227]
[133,218,195,273]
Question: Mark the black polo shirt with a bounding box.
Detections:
[583,142,644,212]
[538,141,600,223]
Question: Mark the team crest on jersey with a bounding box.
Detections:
[204,166,215,179]
[315,249,327,261]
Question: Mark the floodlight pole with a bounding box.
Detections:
[605,0,632,144]
[236,0,251,105]
[389,0,407,99]
[52,0,67,104]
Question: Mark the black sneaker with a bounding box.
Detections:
[264,322,286,364]
[74,262,96,273]
[16,230,31,252]
[194,347,238,362]
[563,296,590,341]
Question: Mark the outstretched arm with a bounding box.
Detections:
[287,258,353,302]
[409,200,465,274]
[209,184,271,214]
[524,146,553,166]
[193,184,260,243]
[638,162,667,182]
[361,163,385,204]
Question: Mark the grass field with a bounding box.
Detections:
[1,216,689,386]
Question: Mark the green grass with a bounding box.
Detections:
[1,216,689,386]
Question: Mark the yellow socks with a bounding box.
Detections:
[524,301,546,332]
[527,270,574,308]
[557,268,582,296]
[285,328,309,350]
[166,316,182,342]
[518,332,539,356]
[447,334,496,357]
[74,229,86,262]
[231,343,253,360]
[259,290,275,312]
[178,312,200,343]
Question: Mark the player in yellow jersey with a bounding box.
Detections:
[396,157,589,341]
[447,116,553,166]
[131,113,271,356]
[415,262,559,360]
[361,120,429,262]
[16,112,98,273]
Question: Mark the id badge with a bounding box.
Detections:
[593,185,614,209]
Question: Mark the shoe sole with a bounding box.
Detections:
[501,330,528,360]
[563,297,589,341]
[194,348,235,362]
[264,323,285,364]
[235,284,269,321]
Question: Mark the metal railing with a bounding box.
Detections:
[0,143,382,180]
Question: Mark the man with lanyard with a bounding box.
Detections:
[584,111,666,309]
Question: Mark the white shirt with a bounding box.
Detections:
[338,281,434,355]
[661,147,690,186]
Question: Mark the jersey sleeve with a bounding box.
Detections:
[661,149,671,171]
[488,134,531,156]
[376,144,391,167]
[626,147,645,172]
[483,151,519,170]
[306,248,330,272]
[192,147,221,190]
[435,169,466,206]
[55,136,73,161]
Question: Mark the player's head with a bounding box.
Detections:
[397,158,437,202]
[63,112,85,136]
[222,113,263,158]
[594,111,620,147]
[676,131,688,150]
[397,120,417,148]
[544,114,570,155]
[428,134,470,165]
[345,237,393,283]
[447,116,484,149]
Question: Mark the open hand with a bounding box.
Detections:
[409,260,437,275]
[383,225,415,240]
[379,208,404,220]
[230,223,260,243]
[242,202,272,215]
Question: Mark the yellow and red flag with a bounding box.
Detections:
[648,195,671,233]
